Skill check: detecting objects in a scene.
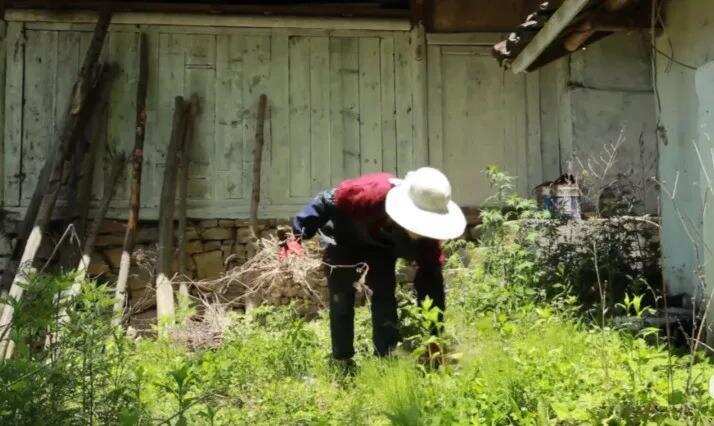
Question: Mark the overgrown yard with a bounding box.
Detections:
[2,246,713,424]
[2,176,714,424]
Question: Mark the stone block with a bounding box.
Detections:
[103,247,125,269]
[185,240,203,254]
[87,252,111,276]
[172,254,197,274]
[204,241,221,251]
[94,234,125,247]
[99,220,127,234]
[221,241,234,258]
[136,227,159,243]
[201,227,234,240]
[246,241,260,258]
[199,219,218,228]
[218,219,235,227]
[193,250,224,280]
[185,227,200,241]
[0,234,13,256]
[236,227,255,244]
[260,228,277,240]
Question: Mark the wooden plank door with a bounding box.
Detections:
[427,39,538,207]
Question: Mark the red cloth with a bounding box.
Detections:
[333,172,395,219]
[278,238,304,261]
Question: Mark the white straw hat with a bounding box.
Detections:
[385,167,466,240]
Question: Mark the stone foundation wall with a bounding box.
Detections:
[91,218,290,311]
[0,211,481,318]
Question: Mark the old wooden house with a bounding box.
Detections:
[8,0,714,335]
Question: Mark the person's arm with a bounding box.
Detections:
[291,190,335,239]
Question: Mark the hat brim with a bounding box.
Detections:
[385,184,467,240]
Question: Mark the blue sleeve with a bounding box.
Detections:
[292,190,335,239]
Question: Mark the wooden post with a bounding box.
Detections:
[75,154,125,286]
[0,11,112,292]
[0,12,111,358]
[155,97,188,322]
[249,94,268,238]
[114,33,148,324]
[176,95,199,300]
[245,95,268,313]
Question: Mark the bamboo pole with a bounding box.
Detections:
[114,33,149,324]
[155,97,188,322]
[0,12,111,359]
[177,95,199,300]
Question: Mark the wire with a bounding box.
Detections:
[654,46,697,71]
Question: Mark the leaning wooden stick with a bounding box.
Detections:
[177,95,199,300]
[245,94,268,313]
[155,97,189,322]
[75,154,125,286]
[250,94,268,238]
[0,12,112,359]
[114,33,149,324]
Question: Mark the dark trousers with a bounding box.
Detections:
[325,246,445,360]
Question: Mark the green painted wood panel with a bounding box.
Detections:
[358,37,381,174]
[6,25,418,218]
[394,33,414,177]
[214,33,246,200]
[268,31,290,205]
[309,36,331,193]
[427,44,533,206]
[288,35,311,198]
[4,22,25,206]
[22,30,57,204]
[184,33,216,201]
[338,38,361,180]
[380,36,397,175]
[106,32,138,203]
[241,35,271,202]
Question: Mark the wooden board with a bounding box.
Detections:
[427,40,539,206]
[4,22,25,206]
[5,24,419,217]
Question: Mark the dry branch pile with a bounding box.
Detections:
[195,237,330,316]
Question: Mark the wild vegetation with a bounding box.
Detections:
[1,169,713,425]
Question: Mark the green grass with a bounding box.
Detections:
[2,251,714,425]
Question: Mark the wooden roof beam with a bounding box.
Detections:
[5,1,411,19]
[511,0,591,73]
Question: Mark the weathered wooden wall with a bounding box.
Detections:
[3,18,422,219]
[0,12,657,222]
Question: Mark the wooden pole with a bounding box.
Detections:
[75,154,125,286]
[0,12,111,359]
[114,33,148,324]
[176,95,198,300]
[245,94,268,313]
[155,97,188,322]
[0,11,112,292]
[249,94,268,238]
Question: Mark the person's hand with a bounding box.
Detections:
[278,236,304,261]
